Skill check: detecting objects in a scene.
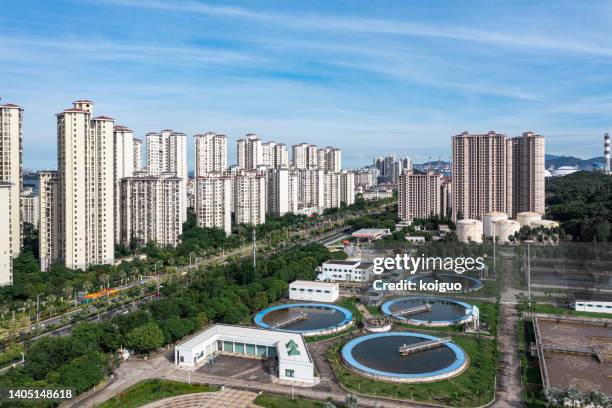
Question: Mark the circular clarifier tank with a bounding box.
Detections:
[341,332,468,383]
[407,273,483,292]
[381,296,478,327]
[254,303,353,336]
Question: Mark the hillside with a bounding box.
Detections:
[546,171,612,241]
[545,154,604,170]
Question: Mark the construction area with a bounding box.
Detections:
[532,314,612,395]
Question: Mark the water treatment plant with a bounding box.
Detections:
[341,332,468,383]
[254,303,354,336]
[381,296,479,328]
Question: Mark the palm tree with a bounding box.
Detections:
[588,390,609,408]
[47,294,57,317]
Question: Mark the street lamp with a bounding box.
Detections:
[525,240,535,306]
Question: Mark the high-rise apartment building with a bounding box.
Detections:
[236,134,263,170]
[39,171,58,272]
[195,132,227,176]
[272,143,289,168]
[146,130,188,221]
[40,100,115,270]
[120,172,183,248]
[292,143,318,169]
[0,184,13,285]
[133,138,143,172]
[21,187,39,227]
[113,125,134,243]
[354,168,378,189]
[452,131,512,221]
[324,172,341,209]
[339,171,355,206]
[318,147,342,172]
[0,103,23,261]
[510,132,545,217]
[195,173,232,236]
[398,171,447,222]
[296,169,325,213]
[267,168,298,215]
[234,171,266,225]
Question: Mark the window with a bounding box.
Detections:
[285,369,294,378]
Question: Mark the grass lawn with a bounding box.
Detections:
[337,297,363,325]
[98,379,218,408]
[254,393,330,407]
[532,304,612,319]
[306,325,356,343]
[328,335,497,407]
[366,305,382,316]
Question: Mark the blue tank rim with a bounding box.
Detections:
[381,296,476,324]
[341,332,467,379]
[254,303,353,333]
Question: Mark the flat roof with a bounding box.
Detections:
[290,280,338,288]
[175,324,312,364]
[352,228,390,237]
[323,260,360,266]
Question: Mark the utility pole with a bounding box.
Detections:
[252,228,257,271]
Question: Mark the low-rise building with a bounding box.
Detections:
[174,324,317,385]
[316,259,373,282]
[289,280,339,302]
[351,228,391,241]
[571,293,612,314]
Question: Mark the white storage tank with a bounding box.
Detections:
[493,220,520,244]
[483,212,509,237]
[457,219,483,243]
[530,219,560,229]
[517,212,542,228]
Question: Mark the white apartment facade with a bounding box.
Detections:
[21,187,39,227]
[324,172,341,209]
[267,168,298,216]
[0,103,23,261]
[234,171,267,225]
[237,134,263,170]
[398,171,446,222]
[120,172,183,247]
[39,171,58,272]
[0,184,13,285]
[292,143,318,169]
[195,132,227,176]
[296,169,325,213]
[133,138,143,172]
[195,173,232,236]
[339,171,355,206]
[39,101,116,270]
[113,125,134,244]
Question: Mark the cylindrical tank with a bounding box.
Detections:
[517,212,542,228]
[493,220,520,244]
[530,219,559,229]
[482,212,509,237]
[457,219,483,243]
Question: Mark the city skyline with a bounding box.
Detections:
[2,1,612,170]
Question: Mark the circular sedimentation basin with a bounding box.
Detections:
[254,303,353,336]
[381,296,477,327]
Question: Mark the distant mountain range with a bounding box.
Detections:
[545,154,605,170]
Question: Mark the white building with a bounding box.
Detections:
[120,172,183,247]
[267,168,298,216]
[292,143,318,169]
[318,147,341,172]
[0,103,23,261]
[195,132,227,176]
[289,280,339,302]
[21,187,39,227]
[234,171,266,225]
[339,171,355,206]
[398,171,447,222]
[174,324,317,385]
[316,259,373,283]
[573,299,612,314]
[272,143,289,168]
[146,130,188,221]
[195,173,232,236]
[237,134,263,170]
[296,169,325,213]
[114,125,134,244]
[40,100,115,271]
[39,171,58,272]
[133,138,143,172]
[324,172,341,209]
[0,184,13,285]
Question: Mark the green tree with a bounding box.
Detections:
[126,322,165,354]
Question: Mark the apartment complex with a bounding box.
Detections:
[317,147,342,172]
[510,132,545,217]
[451,131,544,221]
[39,101,115,271]
[292,143,318,169]
[119,173,183,247]
[398,171,449,221]
[234,171,267,225]
[0,184,13,285]
[267,168,298,216]
[133,138,143,172]
[236,133,263,170]
[339,171,355,206]
[0,103,23,264]
[21,187,39,227]
[195,132,227,176]
[113,125,134,243]
[194,173,232,236]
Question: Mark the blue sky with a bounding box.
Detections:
[2,0,612,170]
